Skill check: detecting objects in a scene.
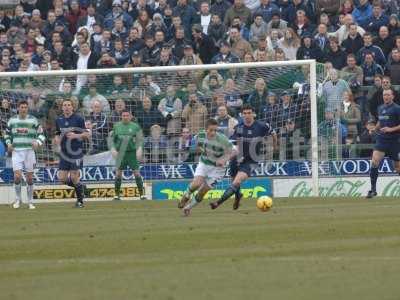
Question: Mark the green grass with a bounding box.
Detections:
[1,197,400,300]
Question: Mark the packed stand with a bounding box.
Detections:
[0,0,399,166]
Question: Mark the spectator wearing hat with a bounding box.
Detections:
[374,26,394,58]
[357,32,386,67]
[179,43,203,82]
[78,4,104,32]
[104,0,133,30]
[325,36,347,70]
[53,20,73,46]
[173,0,197,35]
[125,27,145,54]
[148,13,168,37]
[254,0,279,24]
[352,0,373,28]
[66,0,87,35]
[365,1,389,36]
[207,14,227,47]
[191,24,217,64]
[296,33,324,62]
[249,14,268,46]
[224,0,251,27]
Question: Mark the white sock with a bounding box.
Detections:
[184,195,200,210]
[27,184,34,204]
[15,183,22,203]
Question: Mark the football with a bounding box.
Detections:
[256,196,273,212]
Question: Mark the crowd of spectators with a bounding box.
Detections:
[0,0,400,165]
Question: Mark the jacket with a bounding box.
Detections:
[182,102,208,134]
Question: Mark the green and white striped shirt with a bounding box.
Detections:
[196,130,233,166]
[4,114,45,150]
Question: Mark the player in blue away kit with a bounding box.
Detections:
[210,104,277,210]
[55,99,90,207]
[367,89,400,198]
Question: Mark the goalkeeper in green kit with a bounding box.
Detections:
[110,110,146,200]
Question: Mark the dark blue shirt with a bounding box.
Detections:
[55,113,87,159]
[231,120,274,163]
[377,102,400,142]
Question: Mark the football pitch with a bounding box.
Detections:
[1,197,400,300]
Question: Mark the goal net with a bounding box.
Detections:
[0,60,334,203]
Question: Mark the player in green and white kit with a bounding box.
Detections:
[110,110,146,200]
[178,119,235,216]
[4,100,45,209]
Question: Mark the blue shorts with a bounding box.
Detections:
[374,140,400,161]
[229,160,258,177]
[59,157,83,171]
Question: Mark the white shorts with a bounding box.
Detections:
[12,149,36,172]
[194,161,226,188]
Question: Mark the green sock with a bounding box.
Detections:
[135,176,144,196]
[115,178,122,197]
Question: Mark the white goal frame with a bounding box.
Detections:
[0,60,319,196]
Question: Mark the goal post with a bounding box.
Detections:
[0,60,320,203]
